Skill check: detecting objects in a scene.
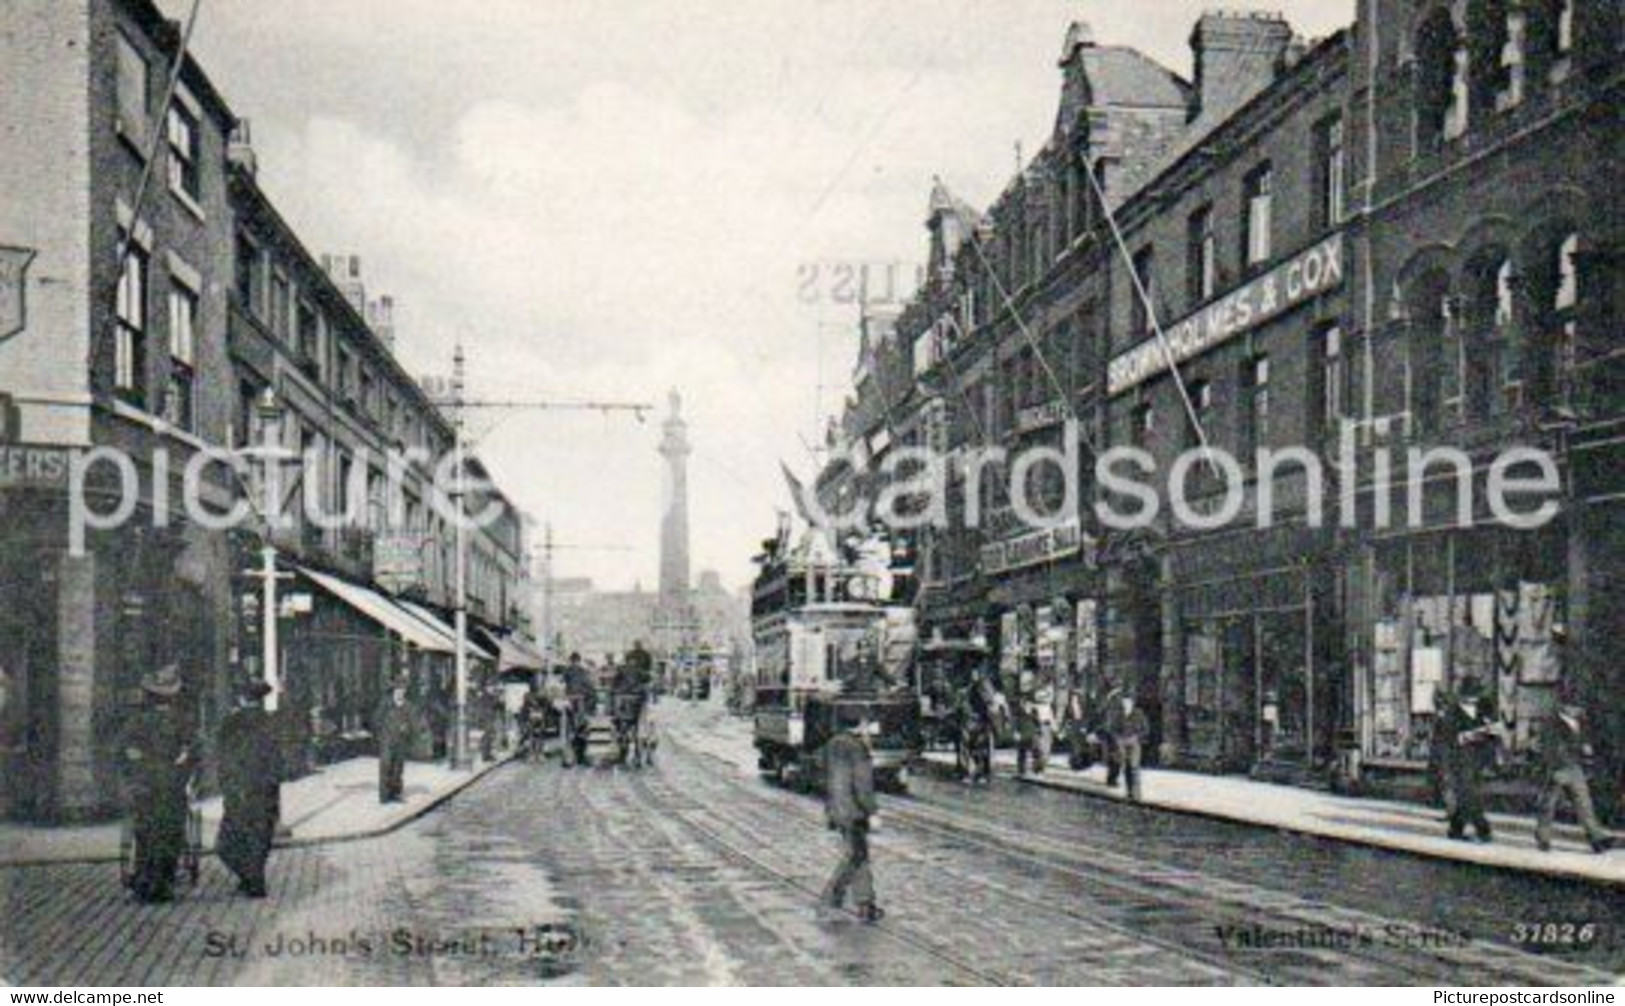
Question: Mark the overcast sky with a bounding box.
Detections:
[170,0,1354,592]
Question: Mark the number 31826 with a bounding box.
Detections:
[1512,922,1597,946]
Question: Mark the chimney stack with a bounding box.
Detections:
[366,295,396,350]
[1189,10,1294,124]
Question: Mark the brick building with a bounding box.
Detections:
[815,5,1621,807]
[1343,0,1623,804]
[0,0,534,820]
[0,0,240,820]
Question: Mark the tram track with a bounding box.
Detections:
[621,765,1010,985]
[657,722,1617,986]
[639,738,1260,984]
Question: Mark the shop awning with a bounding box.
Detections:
[299,567,456,654]
[396,598,495,662]
[495,634,545,673]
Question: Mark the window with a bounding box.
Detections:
[1131,401,1155,449]
[1243,164,1274,268]
[166,281,198,431]
[297,302,320,373]
[360,368,377,418]
[1131,246,1156,335]
[337,345,355,398]
[1469,0,1523,113]
[1188,206,1217,304]
[166,103,201,202]
[270,272,291,340]
[1184,379,1212,449]
[1316,115,1346,228]
[1315,323,1346,438]
[115,236,148,404]
[115,34,149,143]
[1416,9,1467,148]
[1244,356,1271,456]
[235,233,259,313]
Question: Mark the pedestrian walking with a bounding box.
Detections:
[1534,699,1615,854]
[1015,659,1055,775]
[1099,686,1123,788]
[1435,678,1499,843]
[120,665,192,904]
[216,679,281,898]
[376,682,414,803]
[1105,692,1149,801]
[821,714,883,923]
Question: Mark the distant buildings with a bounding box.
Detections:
[548,571,747,665]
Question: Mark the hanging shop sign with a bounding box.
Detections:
[1108,232,1344,396]
[0,246,37,344]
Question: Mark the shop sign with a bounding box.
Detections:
[980,518,1085,576]
[1014,399,1067,435]
[0,444,73,490]
[0,246,37,344]
[1108,232,1344,396]
[374,533,426,590]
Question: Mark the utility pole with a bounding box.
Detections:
[540,523,553,672]
[452,344,471,769]
[435,346,650,769]
[533,527,633,668]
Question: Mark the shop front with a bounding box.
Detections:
[0,489,230,822]
[1166,523,1342,777]
[1358,523,1566,769]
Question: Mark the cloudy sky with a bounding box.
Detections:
[170,0,1354,591]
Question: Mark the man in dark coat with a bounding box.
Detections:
[1105,692,1150,801]
[1534,700,1615,853]
[121,665,192,904]
[821,714,883,922]
[376,682,414,803]
[216,680,281,897]
[563,654,596,767]
[1436,678,1497,842]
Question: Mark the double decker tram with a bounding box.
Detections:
[750,532,920,792]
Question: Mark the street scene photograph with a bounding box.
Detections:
[1,0,1623,991]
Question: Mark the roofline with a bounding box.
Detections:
[1114,28,1353,231]
[116,0,237,129]
[227,164,456,444]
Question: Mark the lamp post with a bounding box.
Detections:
[238,388,297,711]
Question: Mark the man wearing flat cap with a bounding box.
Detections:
[217,678,283,897]
[121,665,193,903]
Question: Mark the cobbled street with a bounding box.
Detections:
[2,701,1620,986]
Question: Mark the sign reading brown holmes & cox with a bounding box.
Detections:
[1108,232,1344,396]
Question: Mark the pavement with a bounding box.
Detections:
[0,752,514,867]
[918,747,1625,886]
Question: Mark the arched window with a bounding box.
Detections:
[1461,251,1516,418]
[1416,8,1468,148]
[1522,230,1581,403]
[1406,270,1454,433]
[1468,0,1524,114]
[1526,0,1576,80]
